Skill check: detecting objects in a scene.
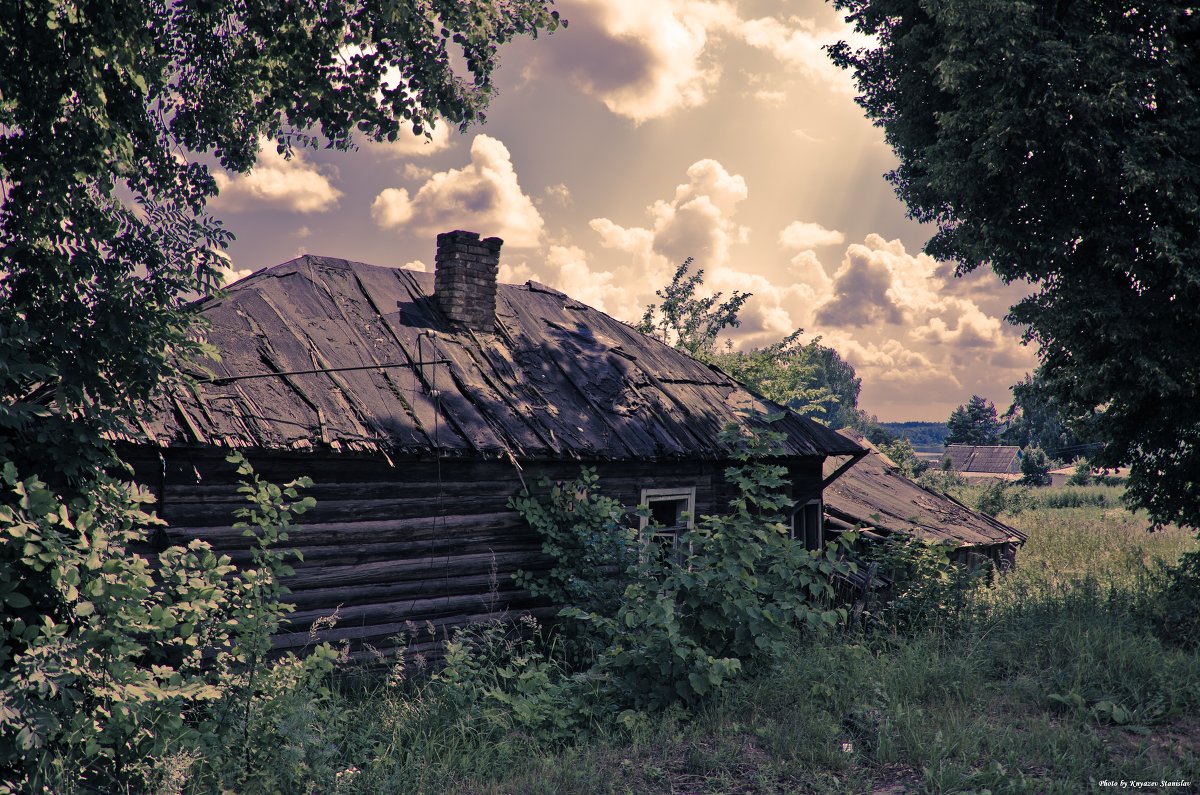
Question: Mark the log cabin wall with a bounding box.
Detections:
[125,447,827,661]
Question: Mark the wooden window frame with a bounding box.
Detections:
[639,486,696,562]
[791,498,824,551]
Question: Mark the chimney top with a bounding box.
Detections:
[433,230,503,333]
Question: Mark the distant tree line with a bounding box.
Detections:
[877,422,948,447]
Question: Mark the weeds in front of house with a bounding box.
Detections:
[417,496,1199,795]
[187,491,1199,795]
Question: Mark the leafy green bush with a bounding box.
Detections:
[1066,459,1092,486]
[515,418,854,711]
[974,480,1031,517]
[858,535,990,633]
[511,469,634,659]
[916,469,965,495]
[431,616,607,745]
[1019,446,1053,486]
[877,438,928,478]
[0,453,334,793]
[1144,550,1200,650]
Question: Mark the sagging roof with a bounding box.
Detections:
[138,255,864,462]
[824,433,1025,549]
[943,444,1022,474]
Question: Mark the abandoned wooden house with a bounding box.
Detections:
[121,230,866,660]
[825,433,1026,570]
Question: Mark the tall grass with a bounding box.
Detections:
[439,493,1200,795]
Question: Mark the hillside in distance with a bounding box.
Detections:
[879,421,949,447]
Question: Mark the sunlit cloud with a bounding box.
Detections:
[539,183,573,207]
[212,142,342,214]
[523,0,721,123]
[752,89,788,105]
[780,221,845,250]
[361,122,453,158]
[371,134,544,248]
[797,235,1037,417]
[212,249,255,287]
[816,244,907,327]
[403,163,434,181]
[592,158,748,274]
[525,2,865,122]
[728,15,859,94]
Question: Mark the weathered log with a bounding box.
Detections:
[285,550,554,591]
[284,571,530,610]
[285,589,548,629]
[164,493,520,525]
[272,605,560,653]
[220,534,543,569]
[166,511,527,547]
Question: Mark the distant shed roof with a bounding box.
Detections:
[825,433,1025,549]
[137,256,863,462]
[944,444,1022,474]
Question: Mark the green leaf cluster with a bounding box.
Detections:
[1019,446,1053,487]
[710,331,848,425]
[430,617,606,746]
[876,437,928,479]
[857,534,990,634]
[0,453,332,793]
[945,395,1001,446]
[510,468,634,657]
[828,0,1200,528]
[1001,373,1098,459]
[635,258,751,360]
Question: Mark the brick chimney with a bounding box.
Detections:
[433,230,503,333]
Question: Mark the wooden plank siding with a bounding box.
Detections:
[125,448,826,658]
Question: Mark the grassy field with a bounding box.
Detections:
[165,487,1200,794]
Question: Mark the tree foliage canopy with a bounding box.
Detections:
[829,0,1200,527]
[636,258,752,360]
[710,334,843,423]
[1001,373,1098,460]
[0,0,562,482]
[637,260,861,426]
[946,395,1000,447]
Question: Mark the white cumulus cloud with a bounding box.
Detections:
[524,0,723,123]
[371,135,544,248]
[780,221,846,250]
[799,235,1037,418]
[371,188,414,227]
[212,142,342,214]
[591,158,749,275]
[523,2,867,121]
[727,15,859,94]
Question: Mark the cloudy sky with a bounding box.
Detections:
[211,0,1038,422]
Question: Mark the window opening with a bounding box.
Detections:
[639,487,695,563]
[792,499,824,551]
